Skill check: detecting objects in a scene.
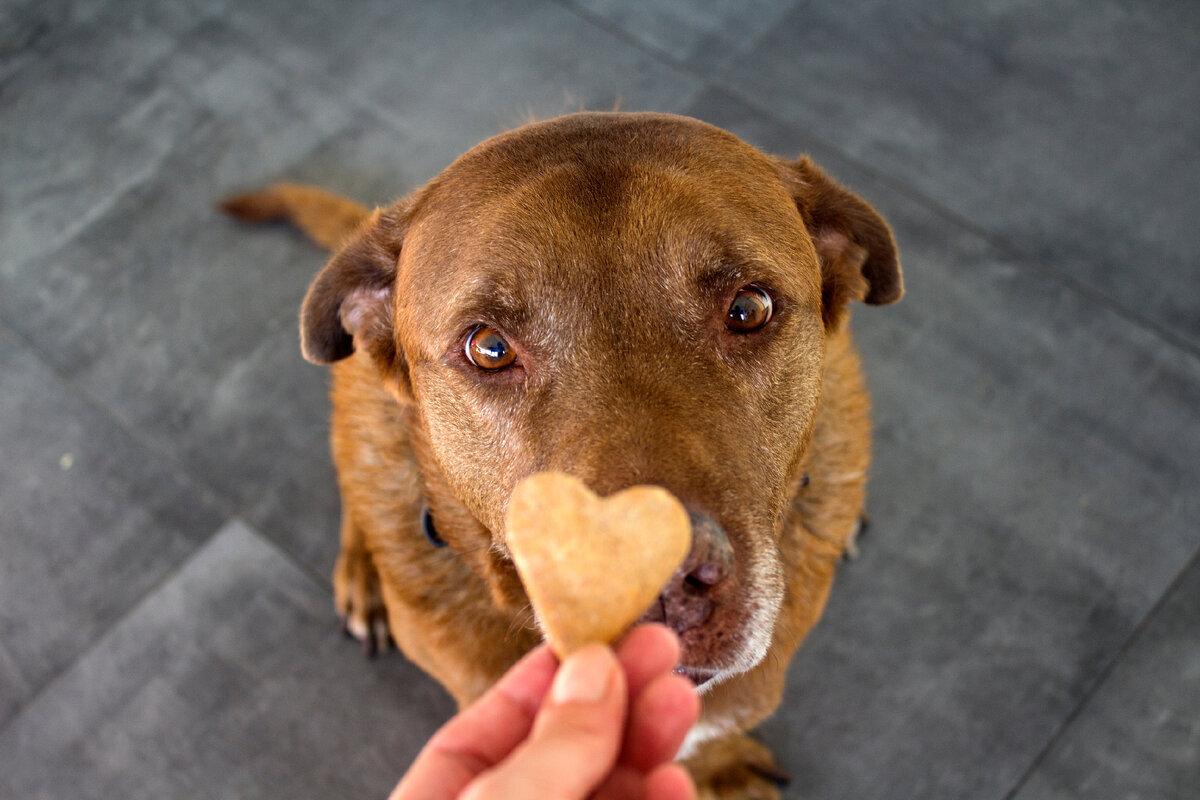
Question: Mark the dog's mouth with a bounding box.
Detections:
[629,511,784,690]
[637,583,774,694]
[673,664,719,688]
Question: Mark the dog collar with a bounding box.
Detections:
[421,506,448,548]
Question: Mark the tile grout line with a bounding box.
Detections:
[547,0,693,74]
[1000,541,1200,799]
[0,320,335,738]
[0,5,249,273]
[0,321,233,523]
[0,316,237,740]
[0,512,334,741]
[551,0,810,78]
[721,0,816,71]
[0,515,225,740]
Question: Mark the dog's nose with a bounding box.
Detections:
[642,511,734,634]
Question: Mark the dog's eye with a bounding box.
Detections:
[466,326,517,370]
[725,286,773,332]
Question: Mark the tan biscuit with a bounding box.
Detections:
[505,471,691,657]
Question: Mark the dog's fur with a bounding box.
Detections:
[222,112,901,797]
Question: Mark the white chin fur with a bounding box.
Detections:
[675,537,784,764]
[702,538,785,691]
[676,716,739,759]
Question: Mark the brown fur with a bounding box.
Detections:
[221,112,901,798]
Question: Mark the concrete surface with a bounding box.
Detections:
[2,1,1197,797]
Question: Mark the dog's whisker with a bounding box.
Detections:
[504,603,540,643]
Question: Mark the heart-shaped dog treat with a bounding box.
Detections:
[506,471,692,657]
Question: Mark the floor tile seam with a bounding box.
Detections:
[549,0,692,75]
[0,516,329,742]
[1,6,244,270]
[218,6,599,156]
[0,319,244,739]
[229,510,336,591]
[0,512,236,741]
[213,17,423,146]
[720,0,811,70]
[0,319,234,520]
[550,0,813,115]
[325,0,710,132]
[227,439,340,593]
[2,137,174,279]
[217,17,539,189]
[217,2,710,179]
[701,79,1200,365]
[0,314,335,596]
[1000,541,1200,800]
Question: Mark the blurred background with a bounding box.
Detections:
[1,1,1197,797]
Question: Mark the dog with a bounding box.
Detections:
[221,111,902,798]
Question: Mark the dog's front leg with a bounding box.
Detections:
[333,510,392,656]
[683,732,789,800]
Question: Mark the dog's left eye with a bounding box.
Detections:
[725,286,773,332]
[466,326,517,370]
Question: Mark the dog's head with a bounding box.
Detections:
[300,113,901,688]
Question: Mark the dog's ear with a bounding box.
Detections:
[781,157,903,330]
[299,206,410,388]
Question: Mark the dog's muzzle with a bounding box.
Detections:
[638,510,741,685]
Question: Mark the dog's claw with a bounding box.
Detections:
[842,514,871,561]
[748,763,791,787]
[372,617,391,656]
[334,544,393,658]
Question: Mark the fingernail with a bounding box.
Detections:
[551,645,615,705]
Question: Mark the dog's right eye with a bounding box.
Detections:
[725,285,773,332]
[465,326,517,370]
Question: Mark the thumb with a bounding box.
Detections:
[461,645,627,800]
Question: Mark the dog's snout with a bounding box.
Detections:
[643,511,734,635]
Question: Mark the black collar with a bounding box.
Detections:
[421,506,448,548]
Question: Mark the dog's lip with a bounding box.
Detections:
[673,664,718,687]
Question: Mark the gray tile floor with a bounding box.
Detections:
[1,2,1197,797]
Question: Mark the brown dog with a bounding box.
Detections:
[222,112,901,797]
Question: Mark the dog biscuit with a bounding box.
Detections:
[505,471,691,657]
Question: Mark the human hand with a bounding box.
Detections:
[390,624,700,800]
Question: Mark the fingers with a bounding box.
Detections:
[615,623,680,698]
[592,625,700,800]
[389,645,558,800]
[644,763,698,800]
[621,671,700,771]
[460,645,627,800]
[395,626,699,800]
[615,625,699,771]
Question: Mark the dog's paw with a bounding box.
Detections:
[333,547,392,657]
[686,733,789,800]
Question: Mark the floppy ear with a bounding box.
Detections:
[782,157,903,330]
[299,206,409,386]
